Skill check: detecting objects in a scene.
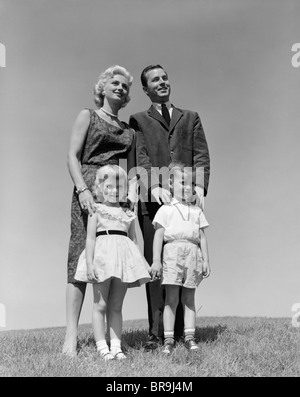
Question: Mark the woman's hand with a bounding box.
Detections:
[79,189,96,216]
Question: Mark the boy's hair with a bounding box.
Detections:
[168,160,196,180]
[168,161,196,196]
[168,160,189,174]
[92,164,128,203]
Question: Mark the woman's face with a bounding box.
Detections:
[104,74,129,105]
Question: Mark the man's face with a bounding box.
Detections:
[143,68,171,103]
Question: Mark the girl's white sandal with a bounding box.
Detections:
[100,351,114,361]
[112,350,126,360]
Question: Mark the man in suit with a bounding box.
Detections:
[129,64,210,349]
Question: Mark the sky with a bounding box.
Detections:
[0,0,300,331]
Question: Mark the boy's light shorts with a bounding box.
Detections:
[161,240,203,288]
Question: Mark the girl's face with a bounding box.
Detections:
[170,169,195,203]
[104,74,129,105]
[102,173,127,205]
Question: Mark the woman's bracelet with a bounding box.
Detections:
[76,186,90,195]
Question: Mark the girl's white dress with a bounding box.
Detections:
[74,203,150,287]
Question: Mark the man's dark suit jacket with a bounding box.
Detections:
[129,105,210,215]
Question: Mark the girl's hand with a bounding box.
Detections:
[87,265,99,282]
[202,261,211,279]
[150,261,162,281]
[79,189,96,216]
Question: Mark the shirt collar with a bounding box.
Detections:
[170,197,194,206]
[170,197,179,206]
[152,101,172,112]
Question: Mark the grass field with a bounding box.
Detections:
[0,317,299,377]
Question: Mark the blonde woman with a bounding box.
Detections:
[63,66,136,356]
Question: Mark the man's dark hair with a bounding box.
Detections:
[140,64,166,87]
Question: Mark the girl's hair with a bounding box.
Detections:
[93,65,133,108]
[92,164,128,203]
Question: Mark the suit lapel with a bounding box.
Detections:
[147,105,183,134]
[169,106,183,132]
[148,105,169,130]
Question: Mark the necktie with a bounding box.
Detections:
[161,103,170,125]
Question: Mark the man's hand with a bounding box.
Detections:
[127,176,139,205]
[194,186,204,210]
[151,187,171,205]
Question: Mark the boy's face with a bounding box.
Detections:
[169,169,195,203]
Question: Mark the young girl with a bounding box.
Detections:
[74,164,151,360]
[150,161,210,354]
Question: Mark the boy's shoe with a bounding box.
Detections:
[162,342,174,355]
[185,339,199,351]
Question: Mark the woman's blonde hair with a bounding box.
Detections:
[93,65,133,108]
[92,164,128,202]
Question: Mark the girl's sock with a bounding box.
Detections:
[110,338,126,360]
[96,340,114,361]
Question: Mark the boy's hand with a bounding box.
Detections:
[202,261,211,279]
[150,261,162,281]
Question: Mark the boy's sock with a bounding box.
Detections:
[164,330,175,345]
[184,328,195,342]
[184,328,199,350]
